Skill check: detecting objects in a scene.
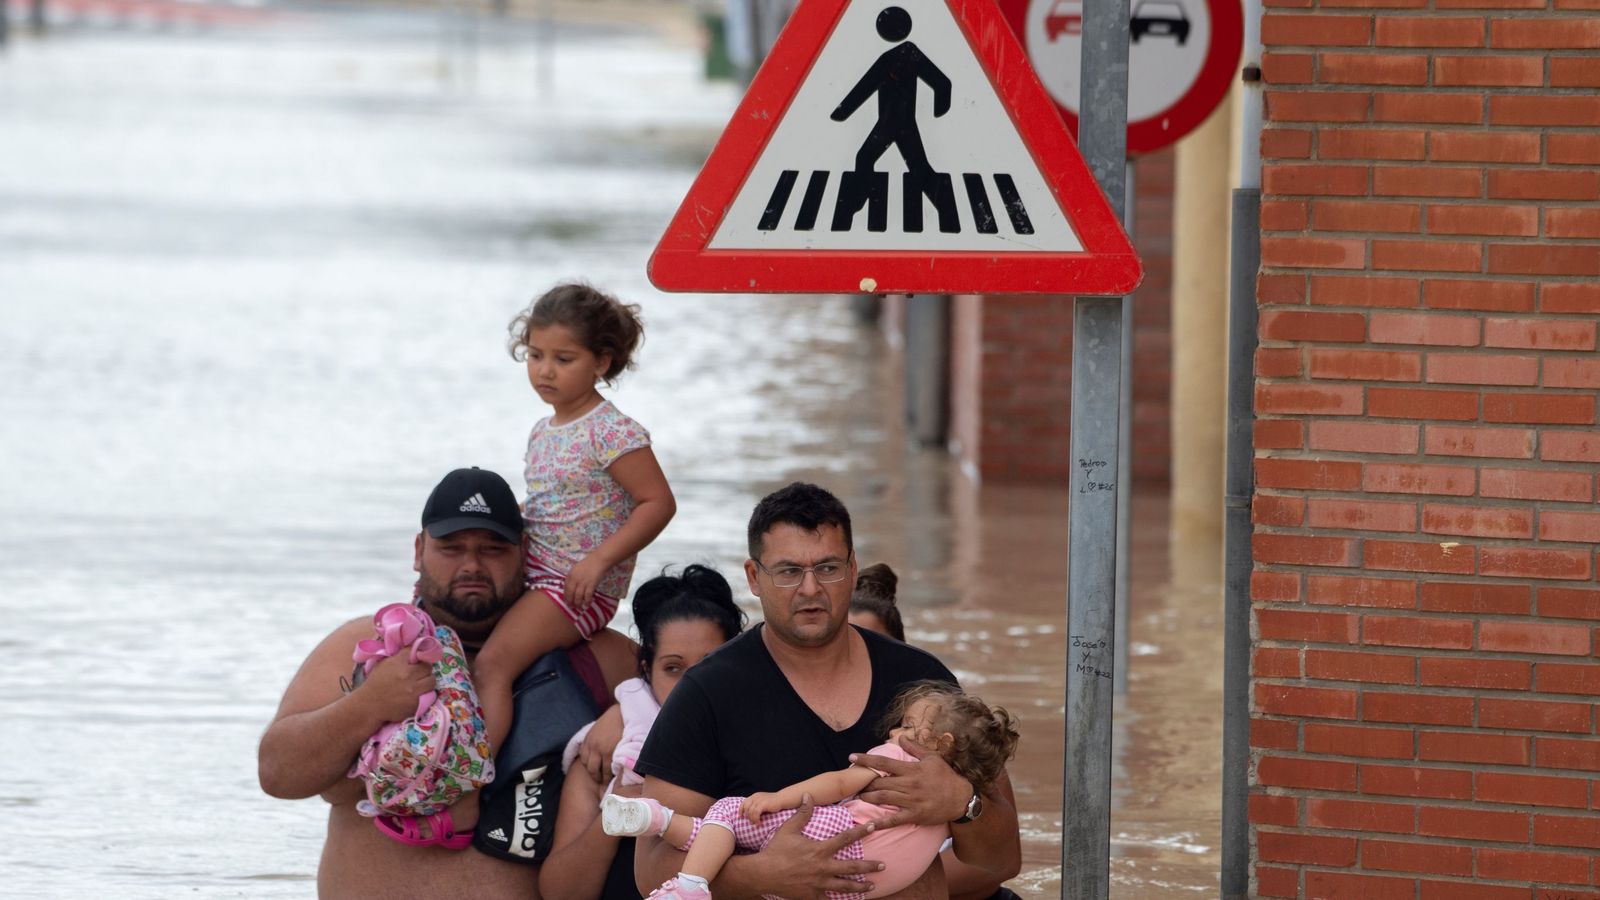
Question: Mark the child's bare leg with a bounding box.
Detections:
[679,823,737,884]
[660,810,696,849]
[473,587,583,753]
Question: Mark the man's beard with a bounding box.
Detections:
[416,569,521,623]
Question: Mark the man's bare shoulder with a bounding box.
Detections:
[269,616,370,720]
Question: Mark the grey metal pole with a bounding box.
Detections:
[1114,162,1135,698]
[1064,0,1131,894]
[905,294,950,447]
[28,0,44,35]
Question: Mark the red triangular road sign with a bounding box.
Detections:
[649,0,1142,295]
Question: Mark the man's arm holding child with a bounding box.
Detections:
[258,618,433,800]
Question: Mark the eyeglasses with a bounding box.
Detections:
[752,555,853,588]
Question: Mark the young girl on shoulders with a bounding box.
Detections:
[603,681,1020,900]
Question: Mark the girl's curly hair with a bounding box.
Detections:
[881,681,1019,793]
[507,282,643,384]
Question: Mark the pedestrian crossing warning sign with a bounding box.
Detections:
[649,0,1142,295]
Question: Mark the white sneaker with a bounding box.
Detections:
[601,793,669,837]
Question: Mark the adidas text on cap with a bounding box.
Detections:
[421,467,523,543]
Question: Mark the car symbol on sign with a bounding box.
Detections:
[1130,0,1190,44]
[1044,0,1082,41]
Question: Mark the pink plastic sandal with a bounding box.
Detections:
[373,810,473,851]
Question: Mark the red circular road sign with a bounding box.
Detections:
[999,0,1242,156]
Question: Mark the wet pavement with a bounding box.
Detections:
[0,3,1222,896]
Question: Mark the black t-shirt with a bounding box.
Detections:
[635,625,956,798]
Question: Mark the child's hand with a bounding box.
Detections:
[741,792,783,822]
[564,556,606,611]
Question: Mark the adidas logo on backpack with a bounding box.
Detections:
[486,827,509,842]
[460,493,491,514]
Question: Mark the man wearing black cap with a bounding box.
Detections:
[258,467,638,899]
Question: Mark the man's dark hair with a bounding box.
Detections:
[747,482,853,560]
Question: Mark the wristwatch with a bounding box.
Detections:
[953,786,983,824]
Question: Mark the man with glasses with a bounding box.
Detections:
[633,482,1021,898]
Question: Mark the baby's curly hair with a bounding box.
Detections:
[507,282,644,383]
[881,681,1019,793]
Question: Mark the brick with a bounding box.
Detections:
[1479,849,1591,886]
[1430,130,1542,164]
[1257,865,1299,899]
[1421,581,1531,615]
[1256,683,1359,719]
[1363,838,1473,876]
[1369,387,1479,420]
[1375,167,1484,199]
[1321,130,1427,161]
[1265,164,1371,196]
[1250,794,1300,826]
[1373,239,1483,272]
[1262,14,1374,46]
[1256,384,1366,415]
[1488,244,1600,277]
[1540,587,1600,621]
[1544,432,1600,463]
[1312,274,1420,307]
[1254,493,1306,527]
[1376,92,1484,125]
[1253,717,1301,749]
[1480,697,1593,733]
[1311,349,1422,382]
[1254,570,1304,602]
[1262,52,1316,84]
[1549,134,1600,166]
[1369,313,1481,346]
[1375,16,1485,46]
[1538,663,1600,695]
[1419,656,1532,690]
[1533,813,1600,849]
[1258,347,1304,377]
[1321,53,1429,85]
[1313,200,1422,233]
[1552,57,1600,88]
[1304,870,1414,900]
[1490,170,1600,202]
[1417,806,1529,842]
[1419,881,1531,900]
[1428,204,1538,237]
[1419,730,1531,765]
[1260,607,1361,642]
[1423,424,1535,458]
[1306,650,1417,684]
[1268,90,1371,123]
[1490,96,1600,127]
[1491,17,1600,49]
[1478,772,1592,808]
[1364,463,1477,496]
[1422,503,1533,539]
[1435,55,1545,86]
[1310,421,1420,456]
[1365,691,1475,726]
[1426,353,1540,386]
[1441,0,1544,6]
[1263,127,1315,159]
[1484,393,1596,426]
[1543,283,1600,314]
[1480,467,1594,502]
[1261,309,1368,342]
[1538,738,1600,772]
[1309,574,1417,609]
[1255,647,1304,677]
[1309,497,1418,532]
[1261,236,1367,269]
[1481,547,1592,581]
[1488,318,1599,351]
[1307,723,1417,761]
[1548,208,1600,240]
[1259,272,1308,304]
[1541,511,1600,544]
[1261,199,1309,231]
[1257,457,1364,490]
[1363,762,1475,798]
[1546,359,1600,390]
[1256,419,1305,449]
[1366,614,1474,649]
[1259,755,1359,790]
[1424,279,1535,312]
[1257,830,1358,866]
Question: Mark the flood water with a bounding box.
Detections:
[0,3,1222,896]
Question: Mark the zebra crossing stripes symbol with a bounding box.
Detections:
[756,169,1035,235]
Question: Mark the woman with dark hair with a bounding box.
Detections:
[848,562,906,642]
[540,565,746,900]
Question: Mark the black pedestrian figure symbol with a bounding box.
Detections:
[828,6,960,233]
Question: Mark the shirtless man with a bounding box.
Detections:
[634,482,1021,898]
[258,467,636,899]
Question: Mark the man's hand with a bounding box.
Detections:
[577,704,624,781]
[852,740,971,829]
[564,555,607,611]
[748,795,882,898]
[357,654,435,723]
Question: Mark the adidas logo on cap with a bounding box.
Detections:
[460,492,492,514]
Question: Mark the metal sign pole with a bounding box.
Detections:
[1064,0,1131,894]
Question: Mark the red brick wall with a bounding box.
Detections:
[1252,4,1600,897]
[950,148,1175,483]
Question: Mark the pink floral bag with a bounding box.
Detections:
[346,603,496,817]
